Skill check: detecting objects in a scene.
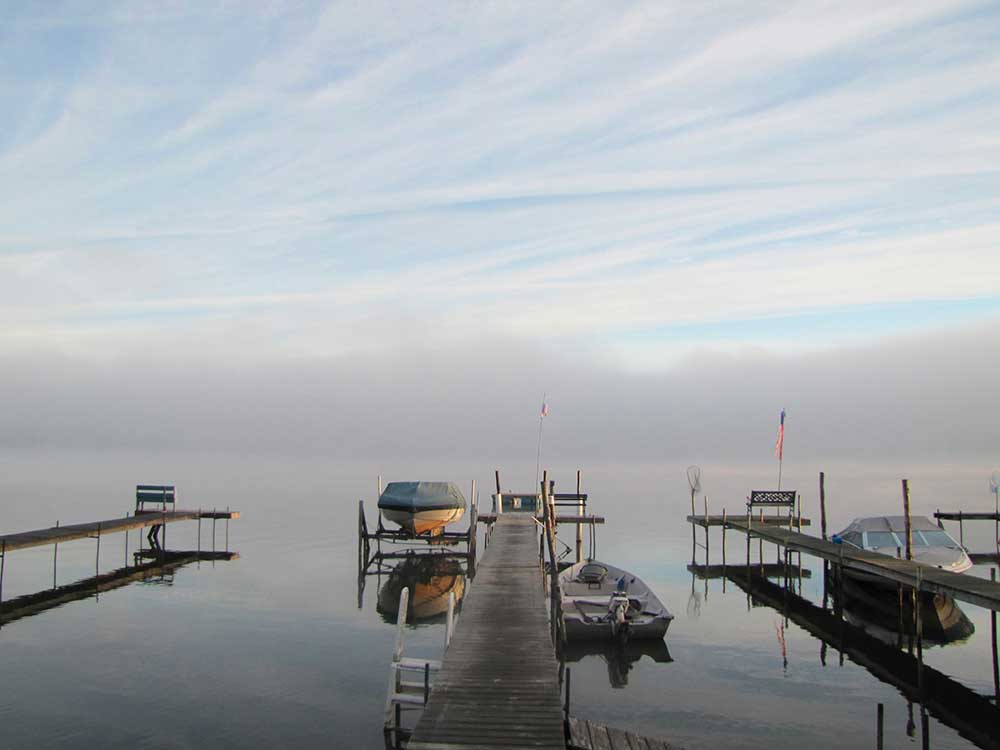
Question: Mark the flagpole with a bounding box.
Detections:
[777,456,783,491]
[535,393,546,489]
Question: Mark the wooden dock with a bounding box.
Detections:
[690,516,1000,612]
[0,510,238,553]
[408,514,565,750]
[566,716,682,750]
[686,514,809,528]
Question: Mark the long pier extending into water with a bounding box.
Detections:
[408,514,566,750]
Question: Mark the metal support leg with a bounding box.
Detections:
[95,523,102,577]
[53,520,59,588]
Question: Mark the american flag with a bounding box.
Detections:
[540,400,549,418]
[774,409,785,460]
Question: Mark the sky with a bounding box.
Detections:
[2,1,999,467]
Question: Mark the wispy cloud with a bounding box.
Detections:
[1,0,998,362]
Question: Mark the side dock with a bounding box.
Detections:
[712,517,1000,612]
[0,510,238,553]
[408,514,565,750]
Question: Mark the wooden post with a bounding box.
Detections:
[495,469,502,515]
[541,471,561,644]
[564,667,571,718]
[877,703,884,750]
[575,469,583,564]
[959,510,964,547]
[53,520,59,587]
[820,472,827,541]
[721,509,727,569]
[991,568,999,702]
[0,540,5,604]
[95,522,102,577]
[703,496,709,564]
[902,479,912,561]
[212,509,217,553]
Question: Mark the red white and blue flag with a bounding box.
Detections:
[540,399,549,418]
[774,409,786,460]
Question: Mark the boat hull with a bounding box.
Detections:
[381,506,466,535]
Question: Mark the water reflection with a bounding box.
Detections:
[563,639,672,688]
[375,554,467,624]
[0,549,239,626]
[689,562,1000,750]
[837,572,975,646]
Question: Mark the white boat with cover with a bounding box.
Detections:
[378,481,466,536]
[559,560,672,641]
[832,515,973,575]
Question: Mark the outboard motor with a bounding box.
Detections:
[608,575,630,639]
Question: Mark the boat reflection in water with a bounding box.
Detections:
[835,570,975,646]
[563,639,673,688]
[376,555,466,624]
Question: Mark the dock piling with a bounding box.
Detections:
[820,472,827,540]
[95,523,101,577]
[877,703,884,750]
[903,479,912,560]
[575,469,583,564]
[992,568,999,702]
[53,521,59,587]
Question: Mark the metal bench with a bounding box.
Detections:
[747,489,798,528]
[136,485,175,548]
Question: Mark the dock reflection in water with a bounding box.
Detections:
[0,549,239,627]
[689,562,1000,750]
[563,639,673,688]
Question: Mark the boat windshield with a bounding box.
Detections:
[916,529,958,547]
[865,531,899,550]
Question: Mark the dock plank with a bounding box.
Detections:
[408,515,565,750]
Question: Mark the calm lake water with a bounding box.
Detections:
[0,452,997,749]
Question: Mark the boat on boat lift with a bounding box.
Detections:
[559,560,673,641]
[378,481,467,536]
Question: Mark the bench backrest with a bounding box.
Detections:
[136,485,175,510]
[747,490,796,511]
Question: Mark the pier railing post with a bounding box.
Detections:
[902,479,912,560]
[95,522,102,577]
[877,703,884,750]
[992,568,999,702]
[575,469,583,564]
[819,472,828,540]
[53,520,59,588]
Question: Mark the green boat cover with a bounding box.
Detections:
[378,481,466,512]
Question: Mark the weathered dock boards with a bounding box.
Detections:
[705,517,1000,613]
[566,716,683,750]
[477,514,604,525]
[0,510,238,553]
[408,514,565,750]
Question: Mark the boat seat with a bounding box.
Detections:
[577,563,608,585]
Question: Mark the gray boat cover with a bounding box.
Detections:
[843,516,941,533]
[378,481,466,512]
